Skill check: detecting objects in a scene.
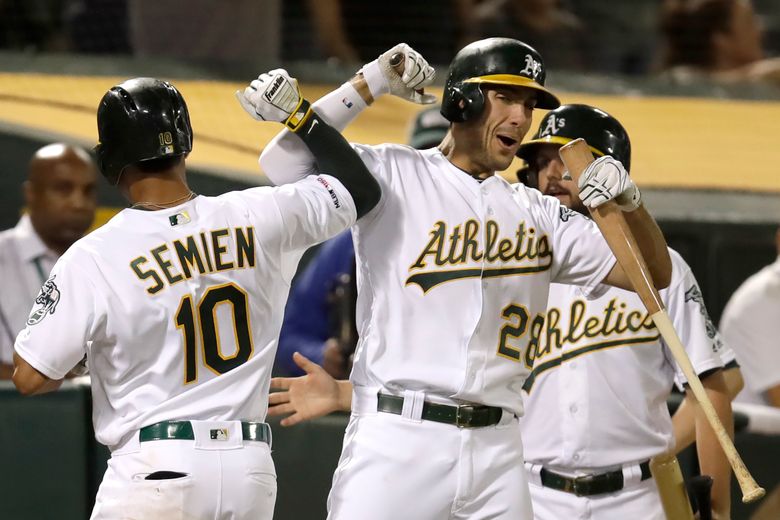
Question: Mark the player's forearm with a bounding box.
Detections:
[294,112,381,217]
[694,374,733,516]
[259,81,370,186]
[623,204,672,288]
[671,394,697,453]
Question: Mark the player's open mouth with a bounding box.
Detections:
[545,185,569,197]
[496,135,518,149]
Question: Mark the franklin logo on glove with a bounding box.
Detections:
[264,76,285,103]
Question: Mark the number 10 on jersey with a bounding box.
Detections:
[174,282,254,384]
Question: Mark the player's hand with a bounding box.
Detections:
[360,43,437,104]
[236,69,312,130]
[268,352,343,426]
[577,155,641,211]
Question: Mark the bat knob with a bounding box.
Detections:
[389,52,404,67]
[742,486,766,503]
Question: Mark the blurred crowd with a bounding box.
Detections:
[1,0,780,86]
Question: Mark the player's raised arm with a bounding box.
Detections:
[572,156,673,289]
[258,44,436,186]
[238,69,380,217]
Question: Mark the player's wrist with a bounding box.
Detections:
[616,183,642,212]
[285,99,313,133]
[359,59,390,101]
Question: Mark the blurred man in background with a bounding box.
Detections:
[660,0,780,87]
[0,143,97,378]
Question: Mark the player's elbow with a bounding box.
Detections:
[12,354,51,395]
[13,371,39,396]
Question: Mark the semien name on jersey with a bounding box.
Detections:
[130,227,256,295]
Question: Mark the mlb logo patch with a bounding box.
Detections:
[342,97,353,108]
[210,428,229,441]
[169,211,191,226]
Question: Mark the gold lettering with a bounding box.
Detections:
[235,227,256,268]
[151,245,184,285]
[211,229,234,271]
[130,256,164,295]
[173,236,207,278]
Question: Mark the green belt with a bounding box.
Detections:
[539,461,652,497]
[376,393,504,428]
[139,420,271,444]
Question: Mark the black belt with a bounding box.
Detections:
[139,420,271,444]
[539,461,652,497]
[376,393,503,428]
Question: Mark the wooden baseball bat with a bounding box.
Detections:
[650,453,695,520]
[559,138,766,504]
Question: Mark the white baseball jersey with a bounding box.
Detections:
[520,249,733,469]
[720,256,780,405]
[263,140,617,415]
[348,146,618,414]
[0,215,59,364]
[15,176,355,452]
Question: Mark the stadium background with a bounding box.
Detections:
[0,1,779,518]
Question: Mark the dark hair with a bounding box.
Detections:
[661,0,736,69]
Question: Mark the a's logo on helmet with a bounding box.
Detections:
[27,275,61,326]
[540,115,566,137]
[520,54,543,80]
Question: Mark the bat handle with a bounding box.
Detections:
[388,52,424,95]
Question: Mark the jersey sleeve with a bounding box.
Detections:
[14,255,98,380]
[530,189,616,288]
[661,250,725,388]
[237,174,357,257]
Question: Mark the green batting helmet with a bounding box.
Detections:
[95,78,193,184]
[517,104,631,173]
[440,38,560,123]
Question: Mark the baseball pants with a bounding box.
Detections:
[91,420,276,520]
[327,387,534,520]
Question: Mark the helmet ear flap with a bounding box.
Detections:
[441,83,485,123]
[460,83,485,122]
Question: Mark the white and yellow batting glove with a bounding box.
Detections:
[236,69,312,131]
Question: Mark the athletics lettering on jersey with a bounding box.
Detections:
[406,219,552,292]
[130,226,256,295]
[523,296,659,389]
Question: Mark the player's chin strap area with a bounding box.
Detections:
[524,461,652,497]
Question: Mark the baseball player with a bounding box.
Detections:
[12,73,380,519]
[257,38,672,519]
[515,104,738,519]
